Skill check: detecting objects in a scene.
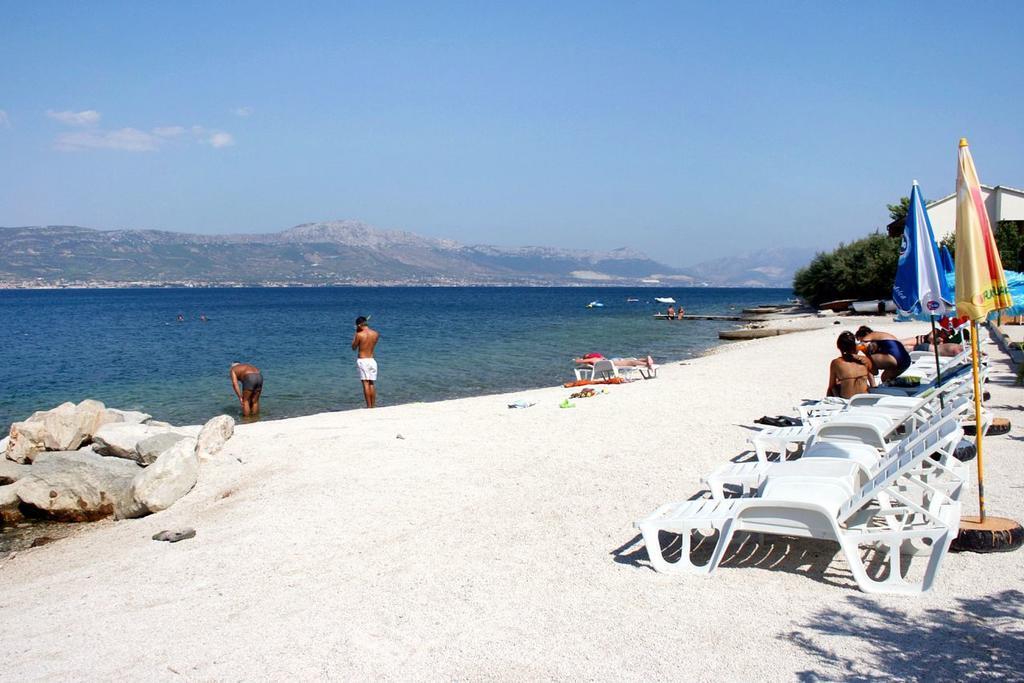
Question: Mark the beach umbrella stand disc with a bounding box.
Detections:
[952,516,1024,553]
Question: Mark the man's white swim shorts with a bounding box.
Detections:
[357,358,378,381]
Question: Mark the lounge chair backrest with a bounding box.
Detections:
[838,396,967,524]
[590,359,617,380]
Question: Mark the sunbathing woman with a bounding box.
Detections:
[827,331,875,398]
[573,353,655,369]
[855,326,911,382]
[900,330,964,357]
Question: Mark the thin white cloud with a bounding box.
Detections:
[54,128,161,152]
[152,126,186,138]
[0,110,9,127]
[233,106,253,117]
[46,109,101,127]
[50,117,235,152]
[206,131,235,148]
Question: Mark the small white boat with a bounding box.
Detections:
[626,297,640,302]
[654,297,676,304]
[851,299,897,314]
[586,301,604,308]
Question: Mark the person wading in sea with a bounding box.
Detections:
[351,316,379,408]
[229,362,263,417]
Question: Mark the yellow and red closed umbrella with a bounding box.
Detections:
[954,138,1013,527]
[954,139,1013,319]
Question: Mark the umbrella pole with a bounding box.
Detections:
[970,320,986,522]
[930,315,943,408]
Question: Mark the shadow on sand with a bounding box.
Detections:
[786,590,1024,681]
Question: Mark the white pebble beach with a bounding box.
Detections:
[2,317,1022,680]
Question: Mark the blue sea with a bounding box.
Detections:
[0,286,791,428]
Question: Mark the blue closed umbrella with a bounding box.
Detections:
[893,181,954,395]
[893,181,954,317]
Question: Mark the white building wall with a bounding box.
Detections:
[926,186,1024,241]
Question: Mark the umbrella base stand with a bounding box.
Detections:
[963,417,1012,436]
[952,516,1024,553]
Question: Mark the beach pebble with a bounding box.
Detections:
[132,438,199,513]
[152,528,196,543]
[196,415,235,458]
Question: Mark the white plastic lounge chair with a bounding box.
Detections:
[765,374,975,457]
[706,381,972,499]
[637,398,968,595]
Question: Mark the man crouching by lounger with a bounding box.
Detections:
[230,362,263,417]
[352,316,379,408]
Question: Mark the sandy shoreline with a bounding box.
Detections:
[1,316,1022,680]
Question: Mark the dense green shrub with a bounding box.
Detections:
[792,232,900,306]
[941,221,1023,271]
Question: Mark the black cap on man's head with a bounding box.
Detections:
[355,316,367,326]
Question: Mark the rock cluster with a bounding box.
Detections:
[2,400,234,524]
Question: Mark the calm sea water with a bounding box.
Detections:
[0,286,791,428]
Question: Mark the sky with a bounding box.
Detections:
[1,2,1022,267]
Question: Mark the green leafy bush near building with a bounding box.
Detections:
[793,232,900,306]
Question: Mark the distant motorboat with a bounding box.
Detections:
[586,301,604,308]
[654,297,676,304]
[626,297,640,302]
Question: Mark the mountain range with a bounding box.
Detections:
[0,221,812,287]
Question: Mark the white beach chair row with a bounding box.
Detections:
[635,390,972,594]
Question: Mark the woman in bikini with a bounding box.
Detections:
[826,331,875,398]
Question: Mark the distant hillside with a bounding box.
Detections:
[0,221,685,286]
[681,247,815,288]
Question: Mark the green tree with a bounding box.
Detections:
[939,221,1023,271]
[887,197,911,223]
[793,232,900,306]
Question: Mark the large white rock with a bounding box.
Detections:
[133,438,199,513]
[0,484,22,524]
[6,419,49,464]
[136,432,190,466]
[15,450,144,521]
[38,400,106,451]
[5,400,107,462]
[196,415,234,458]
[100,408,152,427]
[92,423,157,461]
[0,459,32,485]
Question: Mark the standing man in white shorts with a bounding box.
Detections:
[351,316,379,408]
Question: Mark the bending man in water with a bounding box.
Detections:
[229,362,263,417]
[855,326,911,383]
[352,316,379,408]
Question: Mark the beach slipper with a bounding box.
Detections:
[152,528,196,543]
